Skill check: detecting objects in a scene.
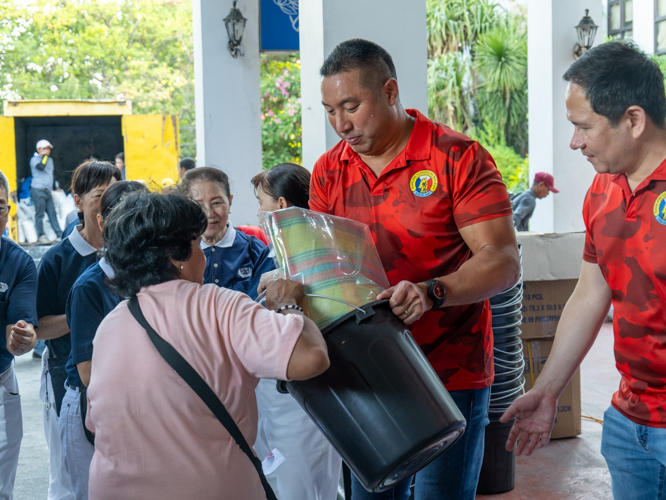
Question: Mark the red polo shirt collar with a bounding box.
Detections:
[611,156,666,195]
[339,109,433,168]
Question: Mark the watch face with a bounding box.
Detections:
[433,283,445,298]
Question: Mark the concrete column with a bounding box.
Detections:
[299,0,428,170]
[527,0,603,233]
[193,0,262,225]
[633,0,656,54]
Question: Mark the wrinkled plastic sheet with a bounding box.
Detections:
[260,207,389,329]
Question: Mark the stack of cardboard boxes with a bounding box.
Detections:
[518,232,586,439]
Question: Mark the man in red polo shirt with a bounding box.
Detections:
[310,39,520,500]
[502,42,666,499]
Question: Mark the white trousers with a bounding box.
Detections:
[60,386,93,500]
[39,349,75,500]
[254,379,342,500]
[0,363,22,500]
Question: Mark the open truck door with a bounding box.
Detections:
[0,116,18,241]
[122,115,179,190]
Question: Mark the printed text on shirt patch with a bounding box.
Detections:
[238,267,252,279]
[409,170,438,198]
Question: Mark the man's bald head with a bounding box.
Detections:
[320,39,397,96]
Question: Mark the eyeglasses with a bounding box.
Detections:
[0,204,10,218]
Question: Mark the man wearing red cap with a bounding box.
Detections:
[511,172,559,231]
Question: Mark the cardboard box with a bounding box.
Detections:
[520,279,578,340]
[515,232,586,439]
[522,338,582,439]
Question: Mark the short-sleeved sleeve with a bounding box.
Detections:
[6,254,38,327]
[37,257,59,318]
[67,281,105,366]
[309,160,330,214]
[582,186,598,263]
[451,143,513,229]
[219,290,304,380]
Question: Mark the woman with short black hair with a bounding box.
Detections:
[60,181,147,499]
[181,167,274,299]
[87,192,329,500]
[35,160,120,500]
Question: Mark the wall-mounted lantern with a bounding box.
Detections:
[573,9,598,60]
[224,0,247,58]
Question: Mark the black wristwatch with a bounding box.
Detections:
[424,279,447,310]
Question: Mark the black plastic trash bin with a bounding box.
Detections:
[476,420,516,495]
[279,300,466,493]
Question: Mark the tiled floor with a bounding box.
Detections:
[476,323,618,500]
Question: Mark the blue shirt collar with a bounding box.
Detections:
[67,226,97,257]
[200,222,236,249]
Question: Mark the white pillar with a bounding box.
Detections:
[193,0,262,225]
[633,0,656,54]
[299,0,428,170]
[527,0,602,233]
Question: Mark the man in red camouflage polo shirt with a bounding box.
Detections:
[502,41,666,499]
[310,39,520,500]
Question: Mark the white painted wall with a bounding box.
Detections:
[299,0,428,170]
[528,0,602,233]
[633,0,656,53]
[193,0,262,226]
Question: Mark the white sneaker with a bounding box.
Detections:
[52,237,62,243]
[37,235,51,245]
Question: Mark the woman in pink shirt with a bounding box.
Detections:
[86,192,329,500]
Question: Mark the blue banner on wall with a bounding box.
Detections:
[260,0,299,52]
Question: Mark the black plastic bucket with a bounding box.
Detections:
[476,420,516,495]
[279,300,466,493]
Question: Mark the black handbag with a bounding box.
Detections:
[128,295,278,500]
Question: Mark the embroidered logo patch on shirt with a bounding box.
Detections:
[238,267,252,279]
[409,170,438,198]
[654,192,666,226]
[0,282,7,293]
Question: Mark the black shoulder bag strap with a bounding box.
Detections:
[128,295,278,500]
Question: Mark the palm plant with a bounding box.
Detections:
[426,0,502,59]
[474,24,528,154]
[427,51,474,132]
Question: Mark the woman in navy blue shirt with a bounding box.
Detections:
[181,167,274,299]
[35,160,120,500]
[61,180,147,499]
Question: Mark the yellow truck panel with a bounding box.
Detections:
[1,101,182,243]
[4,99,132,117]
[0,116,18,241]
[122,115,179,190]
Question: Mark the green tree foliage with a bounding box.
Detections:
[260,53,302,169]
[426,0,529,183]
[0,0,196,157]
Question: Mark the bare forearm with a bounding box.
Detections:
[36,315,69,340]
[439,245,520,307]
[533,281,610,399]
